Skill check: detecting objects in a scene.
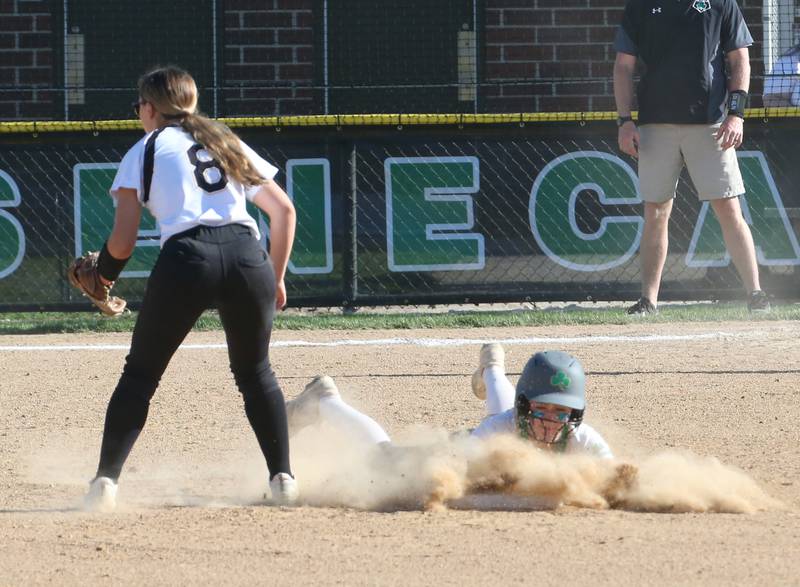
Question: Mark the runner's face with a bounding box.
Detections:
[527,402,572,444]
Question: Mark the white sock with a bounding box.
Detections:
[484,366,515,415]
[318,396,392,445]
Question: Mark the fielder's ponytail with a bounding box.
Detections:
[179,112,266,187]
[138,66,266,187]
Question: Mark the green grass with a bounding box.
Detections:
[1,302,799,335]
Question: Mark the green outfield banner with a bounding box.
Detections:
[71,160,334,278]
[0,121,798,310]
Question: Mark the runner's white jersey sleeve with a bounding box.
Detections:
[471,409,614,459]
[570,423,614,459]
[109,126,279,245]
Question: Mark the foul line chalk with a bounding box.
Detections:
[0,331,757,352]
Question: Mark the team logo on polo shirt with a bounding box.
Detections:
[692,0,711,13]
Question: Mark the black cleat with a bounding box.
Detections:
[747,290,771,314]
[626,297,657,316]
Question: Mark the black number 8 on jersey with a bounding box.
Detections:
[187,144,228,192]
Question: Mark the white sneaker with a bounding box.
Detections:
[471,343,505,400]
[84,476,117,512]
[285,375,340,434]
[268,472,299,505]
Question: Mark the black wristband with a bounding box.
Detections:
[616,115,634,127]
[727,90,748,119]
[97,242,130,282]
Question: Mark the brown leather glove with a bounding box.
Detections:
[67,251,127,317]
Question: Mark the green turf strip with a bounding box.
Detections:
[0,303,798,335]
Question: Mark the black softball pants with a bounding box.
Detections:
[95,223,292,482]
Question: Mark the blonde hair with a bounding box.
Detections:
[138,66,266,187]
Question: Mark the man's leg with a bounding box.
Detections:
[635,124,682,309]
[638,199,674,304]
[681,123,762,297]
[710,197,761,293]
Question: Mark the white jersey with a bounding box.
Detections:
[471,408,614,459]
[110,125,279,245]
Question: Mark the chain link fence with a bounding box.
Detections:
[1,119,798,311]
[2,0,799,119]
[1,2,798,310]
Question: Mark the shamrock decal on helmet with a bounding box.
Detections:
[550,370,571,390]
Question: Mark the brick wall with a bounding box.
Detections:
[484,0,621,113]
[484,0,773,112]
[741,0,766,106]
[222,0,316,116]
[0,0,55,120]
[0,0,785,120]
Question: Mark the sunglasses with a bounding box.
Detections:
[132,100,145,116]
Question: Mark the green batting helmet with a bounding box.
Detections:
[515,351,586,412]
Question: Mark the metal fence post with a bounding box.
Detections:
[342,143,358,309]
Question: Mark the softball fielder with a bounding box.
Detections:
[80,66,298,510]
[286,344,613,459]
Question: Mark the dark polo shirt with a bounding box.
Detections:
[614,0,753,124]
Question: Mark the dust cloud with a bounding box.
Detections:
[291,428,782,514]
[25,426,780,514]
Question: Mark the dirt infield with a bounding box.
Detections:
[1,321,798,585]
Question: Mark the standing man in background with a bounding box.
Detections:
[613,0,770,314]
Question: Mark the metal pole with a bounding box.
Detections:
[343,145,358,308]
[63,0,69,120]
[323,0,329,114]
[212,0,219,117]
[473,0,478,114]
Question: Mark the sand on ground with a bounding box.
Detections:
[1,321,798,585]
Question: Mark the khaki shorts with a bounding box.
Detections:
[638,123,745,203]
